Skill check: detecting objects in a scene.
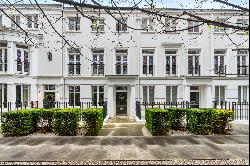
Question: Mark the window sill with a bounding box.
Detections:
[65,30,81,33]
[141,31,156,34]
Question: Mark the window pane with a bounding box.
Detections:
[149,86,154,102]
[16,85,22,103]
[238,86,242,102]
[243,86,247,102]
[215,86,219,102]
[143,86,147,103]
[172,86,177,102]
[23,85,29,104]
[166,86,171,102]
[75,93,80,106]
[220,86,225,101]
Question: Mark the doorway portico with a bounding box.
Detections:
[106,75,138,117]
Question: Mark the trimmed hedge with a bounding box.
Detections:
[80,108,104,136]
[167,107,186,130]
[211,109,234,133]
[52,108,81,136]
[145,108,173,136]
[1,110,34,136]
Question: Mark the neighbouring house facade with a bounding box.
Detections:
[0,4,249,118]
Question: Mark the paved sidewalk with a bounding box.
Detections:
[0,135,248,161]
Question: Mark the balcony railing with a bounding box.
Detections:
[143,65,154,76]
[215,65,227,76]
[91,64,104,76]
[188,65,201,76]
[237,65,249,76]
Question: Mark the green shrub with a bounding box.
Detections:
[186,108,213,135]
[1,110,34,136]
[31,108,55,133]
[80,108,104,136]
[212,109,234,133]
[145,108,173,136]
[52,108,80,136]
[167,107,186,130]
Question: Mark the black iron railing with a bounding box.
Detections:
[237,65,249,76]
[215,65,227,76]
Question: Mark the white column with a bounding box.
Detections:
[206,85,213,108]
[7,41,14,74]
[30,84,38,101]
[7,84,15,103]
[183,85,190,102]
[130,85,136,117]
[107,85,114,117]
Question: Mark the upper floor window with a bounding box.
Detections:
[68,48,81,75]
[237,19,249,29]
[27,15,38,29]
[214,18,227,33]
[188,49,200,75]
[165,49,177,76]
[237,49,249,76]
[0,42,7,73]
[116,18,128,32]
[165,18,177,32]
[0,15,2,26]
[47,52,52,61]
[68,17,80,31]
[142,18,155,32]
[92,48,104,76]
[188,21,199,33]
[143,86,154,103]
[115,49,128,75]
[10,15,20,29]
[238,86,248,102]
[69,86,80,106]
[166,86,177,102]
[214,49,226,75]
[91,18,105,32]
[142,49,154,76]
[16,44,29,74]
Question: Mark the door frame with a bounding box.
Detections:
[190,86,200,108]
[115,85,128,116]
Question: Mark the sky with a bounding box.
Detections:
[6,0,250,9]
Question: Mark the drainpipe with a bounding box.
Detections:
[137,12,141,103]
[61,4,65,104]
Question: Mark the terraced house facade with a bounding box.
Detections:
[0,4,249,118]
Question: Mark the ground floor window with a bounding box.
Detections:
[166,86,177,102]
[16,85,30,106]
[69,86,80,106]
[92,86,104,106]
[238,86,248,102]
[143,86,154,103]
[215,86,225,103]
[0,84,7,108]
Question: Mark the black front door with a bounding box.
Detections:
[190,92,199,108]
[43,92,55,109]
[116,92,127,115]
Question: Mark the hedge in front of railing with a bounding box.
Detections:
[1,109,34,136]
[211,109,234,133]
[186,108,213,135]
[145,108,173,136]
[52,108,81,136]
[167,107,186,130]
[80,108,104,136]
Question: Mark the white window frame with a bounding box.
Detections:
[91,18,105,32]
[188,49,200,75]
[238,86,249,102]
[0,84,7,108]
[116,18,128,32]
[68,17,80,31]
[115,49,128,75]
[142,49,155,76]
[166,86,178,102]
[165,49,177,76]
[215,86,225,103]
[142,18,155,32]
[69,85,80,106]
[15,84,30,105]
[27,14,38,29]
[0,43,7,73]
[16,44,29,74]
[237,50,249,76]
[92,49,104,76]
[68,48,81,76]
[165,18,177,32]
[214,18,228,33]
[214,49,226,75]
[188,21,200,33]
[91,85,104,107]
[143,85,155,103]
[10,15,20,29]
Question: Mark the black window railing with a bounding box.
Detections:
[143,65,154,76]
[188,65,201,76]
[91,64,104,76]
[215,65,227,76]
[237,65,249,76]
